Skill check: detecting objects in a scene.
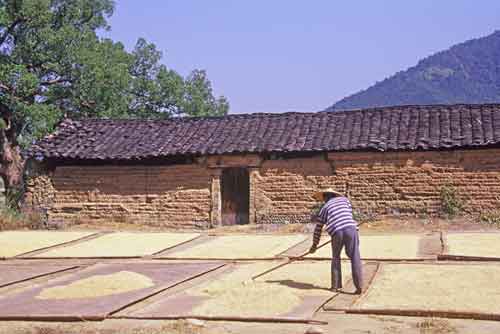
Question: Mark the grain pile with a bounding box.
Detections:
[0,231,94,257]
[35,232,199,257]
[189,261,349,317]
[307,234,421,260]
[168,235,307,259]
[36,271,155,299]
[446,233,500,258]
[356,264,500,314]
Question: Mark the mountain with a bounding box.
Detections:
[327,30,500,111]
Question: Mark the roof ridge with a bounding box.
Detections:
[29,103,500,160]
[63,103,500,124]
[327,102,500,112]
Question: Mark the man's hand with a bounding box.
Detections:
[309,246,317,254]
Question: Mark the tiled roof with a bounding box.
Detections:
[29,104,500,160]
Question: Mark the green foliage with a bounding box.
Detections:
[5,186,23,209]
[183,69,229,117]
[0,187,43,230]
[0,206,43,230]
[352,209,376,224]
[0,206,25,230]
[439,185,463,218]
[310,203,322,220]
[479,211,500,227]
[0,0,229,148]
[329,30,500,111]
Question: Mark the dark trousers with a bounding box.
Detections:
[331,226,363,290]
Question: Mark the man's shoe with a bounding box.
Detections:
[330,287,342,292]
[354,289,363,295]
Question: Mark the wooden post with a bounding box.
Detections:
[248,167,260,224]
[210,169,222,227]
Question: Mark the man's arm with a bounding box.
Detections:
[310,220,324,253]
[310,205,327,253]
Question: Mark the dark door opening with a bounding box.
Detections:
[221,168,249,225]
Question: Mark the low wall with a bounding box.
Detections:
[25,148,500,227]
[25,164,212,228]
[252,149,500,223]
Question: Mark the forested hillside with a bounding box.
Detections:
[328,31,500,111]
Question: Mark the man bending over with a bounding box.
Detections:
[310,188,363,294]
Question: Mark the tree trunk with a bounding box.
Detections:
[0,117,24,192]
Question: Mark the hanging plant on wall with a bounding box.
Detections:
[439,184,464,218]
[310,203,323,221]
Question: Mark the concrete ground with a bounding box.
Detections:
[1,223,500,334]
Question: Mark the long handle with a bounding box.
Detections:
[251,238,331,281]
[250,220,367,281]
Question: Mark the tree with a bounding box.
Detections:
[0,0,229,192]
[183,69,229,117]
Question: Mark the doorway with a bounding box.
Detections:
[221,168,249,225]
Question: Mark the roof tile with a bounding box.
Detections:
[29,104,500,161]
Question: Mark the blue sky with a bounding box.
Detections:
[103,1,500,114]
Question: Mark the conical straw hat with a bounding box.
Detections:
[313,188,344,201]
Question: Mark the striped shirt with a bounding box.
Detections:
[312,196,357,247]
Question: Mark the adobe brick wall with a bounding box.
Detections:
[252,156,340,224]
[25,148,500,227]
[25,164,212,228]
[332,149,500,216]
[252,149,500,224]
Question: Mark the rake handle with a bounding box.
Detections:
[250,221,367,281]
[251,238,331,281]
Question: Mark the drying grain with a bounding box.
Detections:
[261,261,350,296]
[307,234,420,259]
[35,232,199,257]
[36,271,155,299]
[189,261,349,317]
[168,235,307,259]
[0,231,94,257]
[445,233,500,258]
[193,281,302,317]
[356,263,500,314]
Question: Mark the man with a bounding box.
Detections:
[310,188,363,294]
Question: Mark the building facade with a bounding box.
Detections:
[25,104,500,227]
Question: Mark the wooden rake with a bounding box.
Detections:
[249,221,366,282]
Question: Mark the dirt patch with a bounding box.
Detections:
[34,232,200,258]
[0,231,95,257]
[354,263,500,315]
[36,271,155,300]
[0,319,311,334]
[166,235,307,259]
